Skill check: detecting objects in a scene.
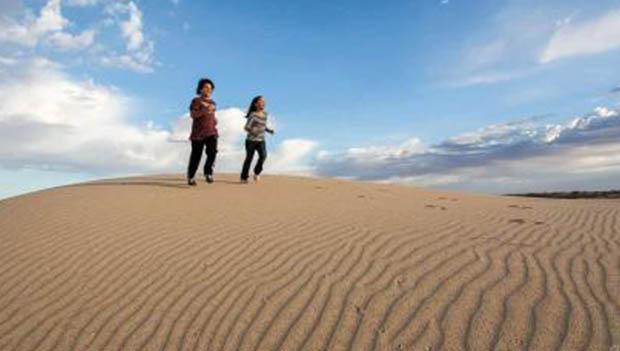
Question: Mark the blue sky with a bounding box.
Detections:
[1,0,620,198]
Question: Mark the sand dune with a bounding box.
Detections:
[0,174,618,351]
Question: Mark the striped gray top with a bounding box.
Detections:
[245,112,272,142]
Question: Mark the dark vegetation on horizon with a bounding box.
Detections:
[507,190,620,199]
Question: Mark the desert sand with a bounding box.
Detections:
[0,174,618,351]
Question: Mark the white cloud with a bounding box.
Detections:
[0,0,94,50]
[316,106,620,192]
[269,139,318,174]
[48,29,95,50]
[445,3,558,86]
[103,1,155,72]
[344,138,426,161]
[100,46,154,73]
[0,0,66,46]
[0,57,155,173]
[450,70,529,87]
[0,0,156,71]
[447,3,618,86]
[0,55,19,65]
[591,106,618,118]
[119,2,144,50]
[554,12,578,28]
[34,0,67,31]
[0,57,317,176]
[462,40,507,70]
[540,9,620,63]
[65,0,100,7]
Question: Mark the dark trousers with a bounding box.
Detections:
[187,136,218,179]
[241,140,267,180]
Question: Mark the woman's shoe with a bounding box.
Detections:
[206,175,214,183]
[188,178,197,186]
[240,178,249,184]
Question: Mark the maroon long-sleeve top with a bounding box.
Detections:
[189,96,218,140]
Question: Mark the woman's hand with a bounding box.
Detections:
[200,101,215,113]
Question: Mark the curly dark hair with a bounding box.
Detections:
[196,78,215,95]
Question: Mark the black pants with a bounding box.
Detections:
[187,136,218,179]
[241,140,267,180]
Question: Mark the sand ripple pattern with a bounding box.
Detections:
[0,175,618,351]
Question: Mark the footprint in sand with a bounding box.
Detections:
[426,204,447,210]
[508,204,533,210]
[508,218,547,225]
[394,276,405,287]
[508,218,546,225]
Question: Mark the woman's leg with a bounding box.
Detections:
[253,141,267,176]
[241,140,256,180]
[187,140,204,180]
[203,136,218,176]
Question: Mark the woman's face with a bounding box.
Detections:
[201,83,213,97]
[256,97,265,110]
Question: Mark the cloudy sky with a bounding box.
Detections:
[1,0,620,198]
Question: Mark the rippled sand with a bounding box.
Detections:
[0,174,618,350]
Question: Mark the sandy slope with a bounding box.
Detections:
[0,174,618,351]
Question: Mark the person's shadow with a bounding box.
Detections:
[214,180,241,185]
[68,177,242,189]
[69,180,190,189]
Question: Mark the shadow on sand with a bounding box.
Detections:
[68,181,190,189]
[67,178,243,190]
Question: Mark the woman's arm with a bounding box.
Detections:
[189,99,215,119]
[190,98,203,119]
[264,112,274,134]
[244,116,254,132]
